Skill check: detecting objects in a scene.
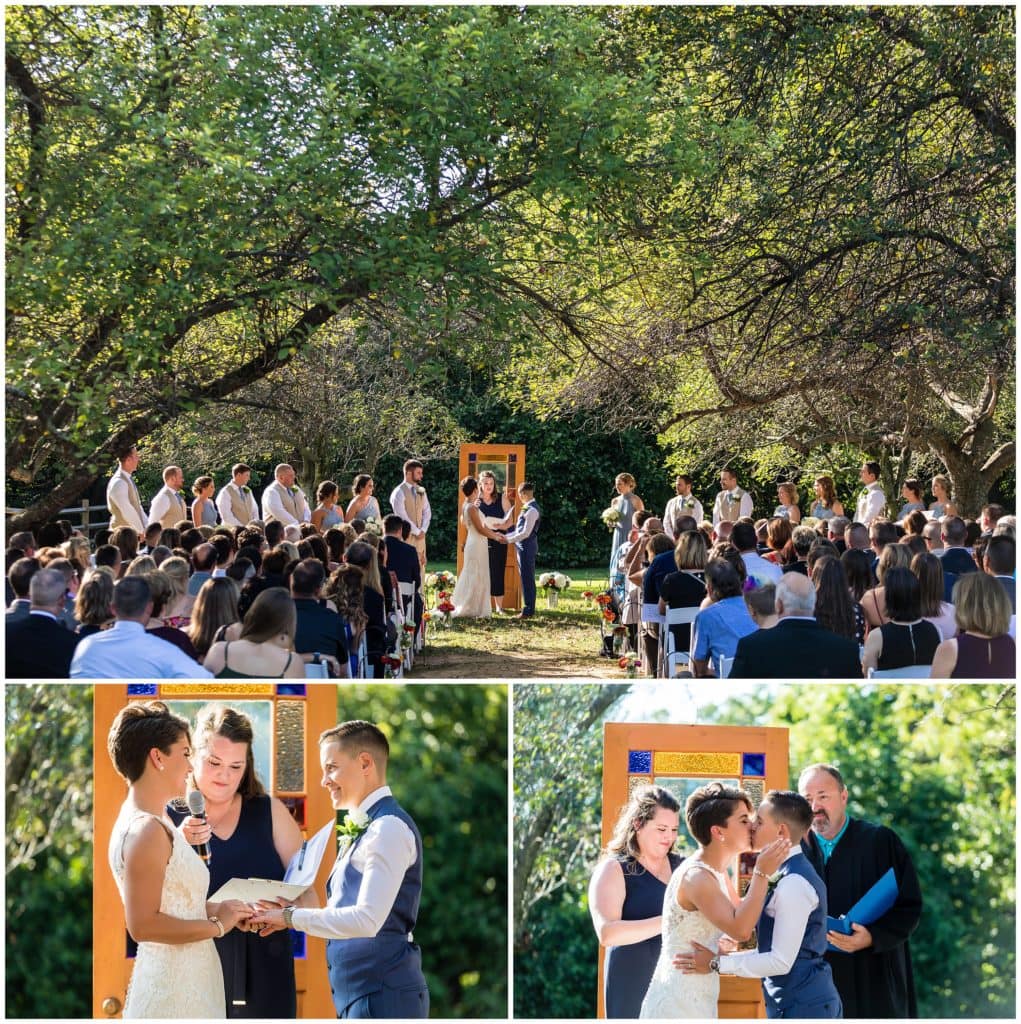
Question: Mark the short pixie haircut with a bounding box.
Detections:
[762,790,813,836]
[108,701,191,783]
[320,720,390,767]
[686,782,752,846]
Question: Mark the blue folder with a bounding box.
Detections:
[826,867,898,953]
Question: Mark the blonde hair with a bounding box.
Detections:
[615,472,636,490]
[160,556,190,603]
[953,571,1012,637]
[876,542,912,585]
[777,482,799,505]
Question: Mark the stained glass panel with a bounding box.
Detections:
[742,779,765,805]
[628,775,653,798]
[280,795,306,829]
[275,700,305,792]
[127,683,158,695]
[653,776,740,851]
[276,684,306,696]
[742,752,766,777]
[162,683,274,696]
[628,750,652,773]
[291,930,306,959]
[654,751,741,775]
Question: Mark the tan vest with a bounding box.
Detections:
[158,488,188,529]
[227,484,252,525]
[405,484,423,528]
[107,468,145,530]
[719,489,745,523]
[265,481,302,522]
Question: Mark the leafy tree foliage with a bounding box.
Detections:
[5,684,93,1018]
[343,683,508,1018]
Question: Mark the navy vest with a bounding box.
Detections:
[758,853,838,1014]
[326,795,425,1010]
[516,501,540,542]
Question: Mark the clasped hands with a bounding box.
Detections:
[241,897,295,936]
[673,936,739,974]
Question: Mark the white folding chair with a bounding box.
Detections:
[356,635,370,678]
[867,665,932,678]
[641,602,667,676]
[398,582,417,669]
[716,655,734,679]
[663,607,699,677]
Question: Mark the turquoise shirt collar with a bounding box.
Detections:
[815,815,850,862]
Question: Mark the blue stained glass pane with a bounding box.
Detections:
[127,683,158,695]
[275,684,306,696]
[291,929,306,959]
[508,454,517,463]
[628,750,652,773]
[742,753,766,777]
[468,453,477,462]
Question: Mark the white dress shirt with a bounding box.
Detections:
[720,849,819,978]
[292,786,417,940]
[503,503,539,544]
[664,495,704,537]
[389,482,432,538]
[216,482,259,527]
[107,468,148,533]
[712,488,753,527]
[148,485,188,530]
[261,481,311,525]
[739,550,784,585]
[70,620,210,679]
[855,483,886,526]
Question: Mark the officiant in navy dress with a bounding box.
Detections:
[476,470,515,613]
[169,705,310,1018]
[250,720,428,1019]
[501,481,540,618]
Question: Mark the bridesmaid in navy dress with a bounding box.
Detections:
[476,471,515,613]
[169,704,313,1018]
[589,785,683,1018]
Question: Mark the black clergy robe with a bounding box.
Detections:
[802,818,922,1018]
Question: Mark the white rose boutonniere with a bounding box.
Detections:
[767,871,783,893]
[416,486,426,496]
[336,807,370,853]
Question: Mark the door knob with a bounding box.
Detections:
[101,996,122,1016]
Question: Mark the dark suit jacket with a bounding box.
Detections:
[6,599,30,623]
[730,618,862,679]
[384,536,423,623]
[939,547,979,576]
[994,575,1016,613]
[6,612,80,678]
[293,598,348,662]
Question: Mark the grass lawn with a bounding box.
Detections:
[409,563,627,678]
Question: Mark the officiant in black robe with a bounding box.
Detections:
[799,764,922,1018]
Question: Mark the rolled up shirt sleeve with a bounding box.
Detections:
[292,816,416,940]
[719,874,817,978]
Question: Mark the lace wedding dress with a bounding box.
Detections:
[451,501,492,618]
[639,860,729,1019]
[109,810,225,1018]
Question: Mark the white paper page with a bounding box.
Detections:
[283,818,336,887]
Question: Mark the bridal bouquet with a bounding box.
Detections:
[601,506,622,531]
[362,515,383,537]
[538,571,572,592]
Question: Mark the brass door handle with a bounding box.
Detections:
[101,996,122,1016]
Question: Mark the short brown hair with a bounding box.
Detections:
[686,782,752,846]
[108,701,190,783]
[319,720,389,768]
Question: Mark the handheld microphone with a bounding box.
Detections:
[186,789,212,863]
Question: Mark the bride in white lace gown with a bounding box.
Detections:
[451,477,505,618]
[107,701,253,1018]
[640,783,790,1019]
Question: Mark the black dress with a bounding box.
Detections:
[877,620,940,669]
[167,795,297,1018]
[478,496,510,598]
[658,571,706,651]
[604,852,682,1018]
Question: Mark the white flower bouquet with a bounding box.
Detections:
[601,506,623,531]
[538,571,572,592]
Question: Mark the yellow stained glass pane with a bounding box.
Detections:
[628,775,653,798]
[275,700,305,792]
[161,683,274,696]
[653,751,741,775]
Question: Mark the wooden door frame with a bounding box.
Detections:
[457,443,526,610]
[599,721,790,1019]
[93,684,337,1019]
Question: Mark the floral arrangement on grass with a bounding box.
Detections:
[432,591,456,626]
[538,571,572,592]
[380,653,402,678]
[399,622,416,650]
[588,590,617,624]
[619,653,642,678]
[601,506,623,531]
[426,570,457,590]
[361,515,383,537]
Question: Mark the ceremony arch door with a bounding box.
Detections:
[458,443,526,611]
[599,721,790,1019]
[93,683,337,1019]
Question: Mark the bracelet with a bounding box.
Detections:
[208,915,225,938]
[752,868,770,881]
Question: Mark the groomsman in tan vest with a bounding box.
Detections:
[390,459,431,569]
[217,462,260,527]
[148,465,190,530]
[106,444,148,537]
[262,463,311,526]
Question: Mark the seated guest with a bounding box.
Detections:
[900,534,928,558]
[63,536,91,578]
[845,522,870,555]
[811,555,859,643]
[930,572,1015,679]
[732,521,782,584]
[291,557,348,675]
[144,569,201,660]
[71,576,209,678]
[896,479,926,521]
[780,526,817,576]
[938,516,978,575]
[110,525,138,577]
[187,542,217,596]
[209,534,233,577]
[8,531,37,559]
[862,544,912,628]
[805,538,839,576]
[37,522,67,548]
[6,556,40,621]
[44,556,79,630]
[690,558,757,677]
[6,567,81,677]
[980,503,1005,537]
[763,517,793,565]
[861,567,940,674]
[75,567,115,638]
[344,540,387,674]
[227,556,255,586]
[658,530,708,655]
[638,533,676,676]
[159,526,183,552]
[188,577,243,661]
[901,510,928,539]
[264,519,285,548]
[744,580,777,629]
[202,587,305,679]
[159,555,195,625]
[868,520,898,566]
[301,533,332,576]
[324,526,346,569]
[964,520,982,549]
[712,520,734,545]
[993,515,1015,538]
[983,535,1016,613]
[5,547,26,606]
[912,552,957,641]
[730,573,862,679]
[150,544,173,566]
[383,514,423,624]
[827,515,849,554]
[125,554,157,577]
[921,520,943,555]
[326,564,369,677]
[179,526,204,554]
[94,543,121,575]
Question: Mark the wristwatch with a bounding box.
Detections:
[709,956,721,973]
[283,906,295,929]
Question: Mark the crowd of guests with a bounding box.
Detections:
[5,493,425,679]
[611,465,1016,679]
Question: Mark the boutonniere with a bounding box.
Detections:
[416,486,426,496]
[240,485,251,494]
[767,871,783,893]
[176,489,187,499]
[858,486,870,498]
[336,807,369,851]
[681,496,695,509]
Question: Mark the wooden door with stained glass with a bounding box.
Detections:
[457,443,526,611]
[93,683,337,1019]
[599,722,790,1019]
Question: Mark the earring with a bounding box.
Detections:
[158,764,165,772]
